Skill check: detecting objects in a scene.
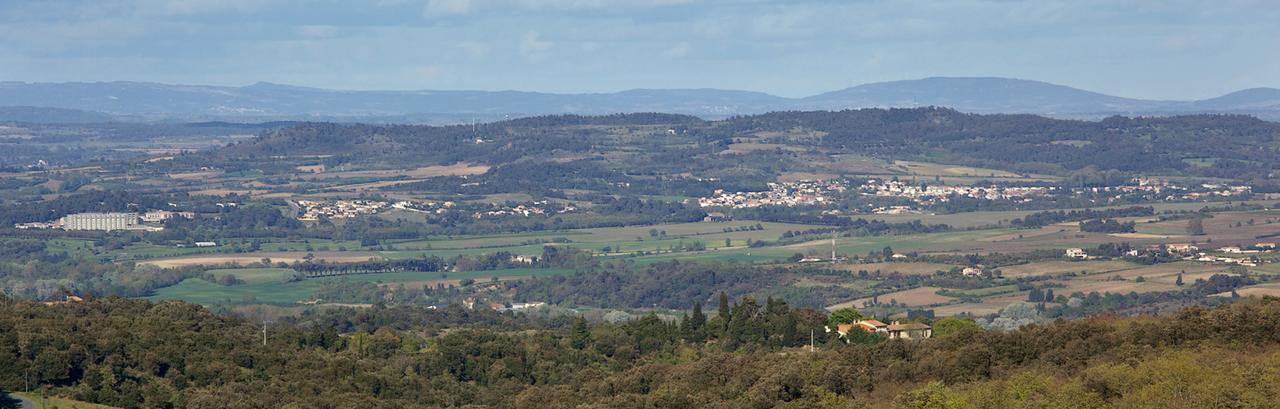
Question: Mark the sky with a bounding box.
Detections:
[0,0,1277,99]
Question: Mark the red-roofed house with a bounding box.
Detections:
[856,319,888,334]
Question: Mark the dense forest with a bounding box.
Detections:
[3,295,1280,408]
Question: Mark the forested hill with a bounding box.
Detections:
[4,295,1280,407]
[208,108,1280,184]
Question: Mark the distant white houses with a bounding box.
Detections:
[14,221,56,229]
[296,199,388,221]
[1167,244,1199,253]
[488,302,546,312]
[1065,248,1088,259]
[962,267,982,277]
[141,210,194,223]
[194,241,218,248]
[509,302,545,310]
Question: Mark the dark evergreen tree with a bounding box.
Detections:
[570,316,590,350]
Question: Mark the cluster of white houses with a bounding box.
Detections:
[296,200,389,221]
[697,180,849,209]
[297,199,575,221]
[861,179,1052,204]
[700,177,1254,214]
[1065,242,1277,267]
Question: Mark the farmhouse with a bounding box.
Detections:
[1167,244,1199,253]
[1065,248,1087,259]
[855,319,888,333]
[887,321,933,340]
[703,212,729,222]
[834,319,889,338]
[1219,246,1243,254]
[962,267,982,277]
[43,295,85,306]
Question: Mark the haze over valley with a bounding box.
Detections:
[4,77,1280,123]
[4,1,1280,408]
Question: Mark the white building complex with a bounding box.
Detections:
[60,213,141,231]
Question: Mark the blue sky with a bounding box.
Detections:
[0,0,1276,99]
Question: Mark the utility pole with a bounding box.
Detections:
[830,231,838,264]
[262,320,268,347]
[810,329,815,353]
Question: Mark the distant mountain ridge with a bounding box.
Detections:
[0,77,1277,123]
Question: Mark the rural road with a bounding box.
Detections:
[2,393,35,409]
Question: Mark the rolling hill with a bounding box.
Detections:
[1,77,1277,122]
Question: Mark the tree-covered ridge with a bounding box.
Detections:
[3,295,1280,408]
[208,108,1280,189]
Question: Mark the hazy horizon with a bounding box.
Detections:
[2,1,1277,100]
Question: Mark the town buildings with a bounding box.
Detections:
[698,177,1253,213]
[697,180,848,209]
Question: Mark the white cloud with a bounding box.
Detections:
[416,64,443,79]
[457,41,489,58]
[519,30,553,59]
[419,0,698,18]
[663,42,691,59]
[511,0,695,11]
[423,0,474,17]
[297,25,338,38]
[133,0,274,17]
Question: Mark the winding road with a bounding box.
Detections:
[2,393,36,409]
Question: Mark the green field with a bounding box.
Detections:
[618,228,1008,265]
[953,284,1021,297]
[148,268,572,306]
[384,220,816,254]
[127,220,823,266]
[864,201,1271,229]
